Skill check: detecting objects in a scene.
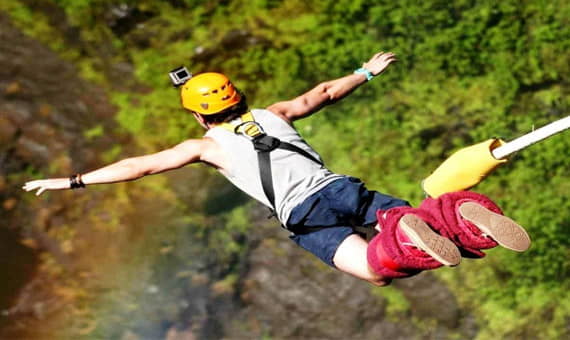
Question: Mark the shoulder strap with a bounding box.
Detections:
[216,112,323,213]
[218,112,260,136]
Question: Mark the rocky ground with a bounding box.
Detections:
[0,12,117,337]
[222,213,478,339]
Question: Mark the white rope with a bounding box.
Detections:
[492,115,570,159]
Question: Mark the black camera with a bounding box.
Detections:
[169,66,192,87]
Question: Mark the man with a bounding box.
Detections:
[23,51,530,286]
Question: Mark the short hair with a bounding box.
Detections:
[200,91,249,125]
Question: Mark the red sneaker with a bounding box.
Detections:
[398,214,461,266]
[458,202,530,252]
[367,207,460,279]
[420,191,531,255]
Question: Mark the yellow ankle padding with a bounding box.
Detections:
[422,138,507,198]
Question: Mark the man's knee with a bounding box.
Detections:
[367,275,393,287]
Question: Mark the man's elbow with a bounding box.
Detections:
[118,158,148,179]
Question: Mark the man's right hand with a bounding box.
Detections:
[23,178,70,196]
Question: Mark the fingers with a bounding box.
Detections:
[385,55,398,64]
[22,178,71,196]
[22,181,44,196]
[23,180,43,192]
[362,51,398,76]
[22,182,37,192]
[22,180,54,196]
[366,52,398,69]
[379,53,397,63]
[373,51,385,59]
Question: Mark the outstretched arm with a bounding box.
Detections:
[23,138,213,196]
[267,51,396,123]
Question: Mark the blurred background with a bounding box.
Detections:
[0,0,568,339]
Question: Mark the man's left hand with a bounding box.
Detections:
[362,51,397,76]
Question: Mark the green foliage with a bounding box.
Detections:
[83,124,104,140]
[371,286,411,319]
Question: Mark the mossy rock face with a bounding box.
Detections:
[0,13,119,339]
[0,116,17,145]
[224,220,475,340]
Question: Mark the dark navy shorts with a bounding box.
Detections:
[286,177,409,267]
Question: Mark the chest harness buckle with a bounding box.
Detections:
[219,112,323,219]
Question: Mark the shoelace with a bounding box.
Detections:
[401,242,418,248]
[375,212,389,232]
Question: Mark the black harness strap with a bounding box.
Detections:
[225,113,375,237]
[250,133,323,211]
[255,141,276,208]
[277,141,323,165]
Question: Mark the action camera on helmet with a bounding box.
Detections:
[169,66,192,87]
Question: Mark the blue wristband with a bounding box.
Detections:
[354,67,374,81]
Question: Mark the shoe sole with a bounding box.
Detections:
[399,214,461,266]
[458,202,531,252]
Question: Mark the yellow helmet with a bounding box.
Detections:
[180,72,241,115]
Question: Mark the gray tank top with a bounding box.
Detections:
[205,109,343,223]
